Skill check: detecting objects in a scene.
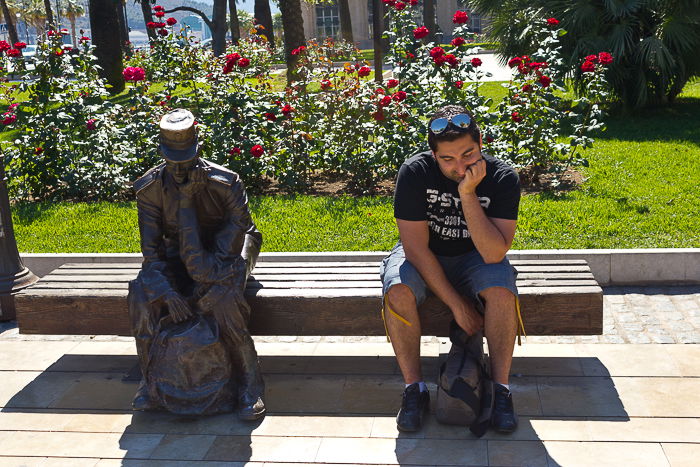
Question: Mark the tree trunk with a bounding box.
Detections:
[115,1,129,53]
[372,0,382,83]
[254,0,275,47]
[140,0,156,41]
[423,0,435,43]
[279,0,305,83]
[69,16,77,48]
[211,0,227,55]
[228,0,240,44]
[338,0,353,43]
[0,0,19,44]
[89,0,125,94]
[43,0,55,29]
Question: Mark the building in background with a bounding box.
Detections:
[300,0,487,49]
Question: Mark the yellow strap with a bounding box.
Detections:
[515,296,526,346]
[381,295,412,343]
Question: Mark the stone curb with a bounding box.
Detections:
[20,249,700,286]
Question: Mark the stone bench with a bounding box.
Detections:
[15,254,603,336]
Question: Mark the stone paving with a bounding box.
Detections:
[1,285,699,466]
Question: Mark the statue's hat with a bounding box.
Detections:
[158,109,200,163]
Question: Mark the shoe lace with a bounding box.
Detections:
[402,387,421,411]
[494,388,513,412]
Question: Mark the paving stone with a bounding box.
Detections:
[544,441,669,467]
[676,332,700,344]
[662,442,700,467]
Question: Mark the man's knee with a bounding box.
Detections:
[479,286,516,309]
[385,284,417,310]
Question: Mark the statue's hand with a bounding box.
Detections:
[164,291,193,323]
[178,166,206,200]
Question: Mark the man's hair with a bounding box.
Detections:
[427,105,481,151]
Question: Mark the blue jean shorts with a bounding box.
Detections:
[379,242,518,310]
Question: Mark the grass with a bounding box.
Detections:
[9,80,700,252]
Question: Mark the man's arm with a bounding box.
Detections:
[397,219,483,335]
[458,159,517,263]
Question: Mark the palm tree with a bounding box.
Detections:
[24,0,48,40]
[0,0,20,44]
[254,0,274,47]
[42,0,53,28]
[61,0,84,48]
[471,0,700,108]
[278,0,305,83]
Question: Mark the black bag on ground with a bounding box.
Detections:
[435,320,494,437]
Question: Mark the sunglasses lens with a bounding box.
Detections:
[430,118,449,134]
[452,114,471,128]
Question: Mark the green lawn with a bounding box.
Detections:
[10,80,700,252]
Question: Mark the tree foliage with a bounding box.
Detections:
[470,0,700,108]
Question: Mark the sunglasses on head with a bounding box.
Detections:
[429,113,472,135]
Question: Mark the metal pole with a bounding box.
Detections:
[0,156,38,321]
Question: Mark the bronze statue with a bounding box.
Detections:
[128,109,265,419]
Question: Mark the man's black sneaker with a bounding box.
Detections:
[396,383,430,432]
[491,384,518,433]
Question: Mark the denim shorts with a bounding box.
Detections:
[379,242,518,310]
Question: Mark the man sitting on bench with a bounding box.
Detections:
[380,105,522,433]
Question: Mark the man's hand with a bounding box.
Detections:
[458,158,486,196]
[164,291,193,323]
[178,166,206,199]
[452,296,484,335]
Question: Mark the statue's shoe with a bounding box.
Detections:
[238,393,266,421]
[132,381,157,411]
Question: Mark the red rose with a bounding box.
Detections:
[123,66,146,82]
[444,54,458,67]
[0,41,9,52]
[80,36,90,42]
[155,11,165,18]
[379,95,392,107]
[86,119,96,131]
[2,113,16,125]
[166,17,177,26]
[395,1,406,10]
[250,145,264,158]
[281,104,294,116]
[517,63,529,74]
[470,57,482,67]
[529,62,547,70]
[486,135,494,143]
[429,47,445,58]
[409,0,418,4]
[357,65,371,77]
[413,26,429,39]
[405,52,415,60]
[455,80,463,89]
[511,111,522,123]
[547,18,559,26]
[585,54,598,63]
[8,103,18,109]
[35,147,43,154]
[522,84,532,92]
[453,11,469,24]
[392,91,407,102]
[226,52,240,64]
[238,57,250,68]
[538,75,551,87]
[155,22,166,28]
[6,49,21,57]
[153,5,164,11]
[382,0,395,5]
[508,57,522,68]
[387,79,399,88]
[581,60,595,73]
[229,147,241,156]
[433,55,446,66]
[47,30,56,37]
[60,28,69,35]
[158,29,168,37]
[291,45,306,55]
[146,22,157,29]
[521,55,531,63]
[375,88,385,94]
[451,36,465,47]
[14,42,26,49]
[372,110,385,121]
[598,52,613,65]
[320,79,332,90]
[264,112,277,121]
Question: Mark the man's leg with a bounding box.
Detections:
[480,286,517,385]
[385,284,423,384]
[480,286,518,433]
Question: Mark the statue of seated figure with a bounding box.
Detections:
[128,108,265,420]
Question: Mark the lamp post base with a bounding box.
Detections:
[0,266,39,321]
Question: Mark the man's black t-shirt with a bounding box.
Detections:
[394,151,520,256]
